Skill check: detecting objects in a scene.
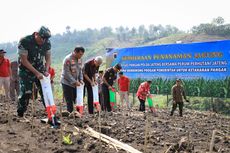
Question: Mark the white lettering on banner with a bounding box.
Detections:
[188,68,210,72]
[123,61,228,68]
[210,68,227,72]
[162,62,178,66]
[212,61,228,65]
[123,67,227,73]
[126,69,143,72]
[176,69,188,72]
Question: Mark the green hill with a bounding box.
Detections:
[86,33,230,60]
[146,33,230,45]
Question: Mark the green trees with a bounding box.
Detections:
[1,17,230,63]
[192,17,230,36]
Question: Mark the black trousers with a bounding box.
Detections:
[138,97,145,112]
[85,85,94,114]
[62,83,76,113]
[171,102,184,116]
[102,84,111,112]
[99,92,105,111]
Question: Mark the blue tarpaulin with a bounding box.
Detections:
[106,40,230,79]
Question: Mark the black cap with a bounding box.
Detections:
[147,80,152,83]
[114,63,122,70]
[0,49,6,53]
[38,26,51,39]
[118,71,123,75]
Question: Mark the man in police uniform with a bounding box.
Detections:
[61,46,85,113]
[17,26,52,119]
[102,64,122,112]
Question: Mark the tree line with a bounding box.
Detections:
[1,17,230,61]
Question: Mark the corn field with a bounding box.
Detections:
[128,77,230,115]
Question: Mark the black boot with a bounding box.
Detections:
[48,116,61,127]
[17,112,24,117]
[170,111,174,116]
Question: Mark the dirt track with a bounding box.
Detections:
[0,97,229,153]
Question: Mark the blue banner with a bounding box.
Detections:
[106,40,230,79]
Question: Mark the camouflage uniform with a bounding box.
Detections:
[17,26,51,117]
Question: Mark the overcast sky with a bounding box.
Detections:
[0,0,229,43]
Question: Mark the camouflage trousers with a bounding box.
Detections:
[17,74,45,116]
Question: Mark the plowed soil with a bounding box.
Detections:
[0,97,229,153]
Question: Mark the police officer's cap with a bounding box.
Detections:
[114,63,122,70]
[38,26,51,39]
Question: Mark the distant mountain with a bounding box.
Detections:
[1,34,229,63]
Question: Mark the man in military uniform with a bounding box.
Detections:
[170,79,189,117]
[10,60,19,101]
[102,64,122,112]
[17,26,52,119]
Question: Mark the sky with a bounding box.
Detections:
[0,0,229,43]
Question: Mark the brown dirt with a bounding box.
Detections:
[0,97,229,153]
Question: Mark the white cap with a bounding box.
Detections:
[95,56,103,64]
